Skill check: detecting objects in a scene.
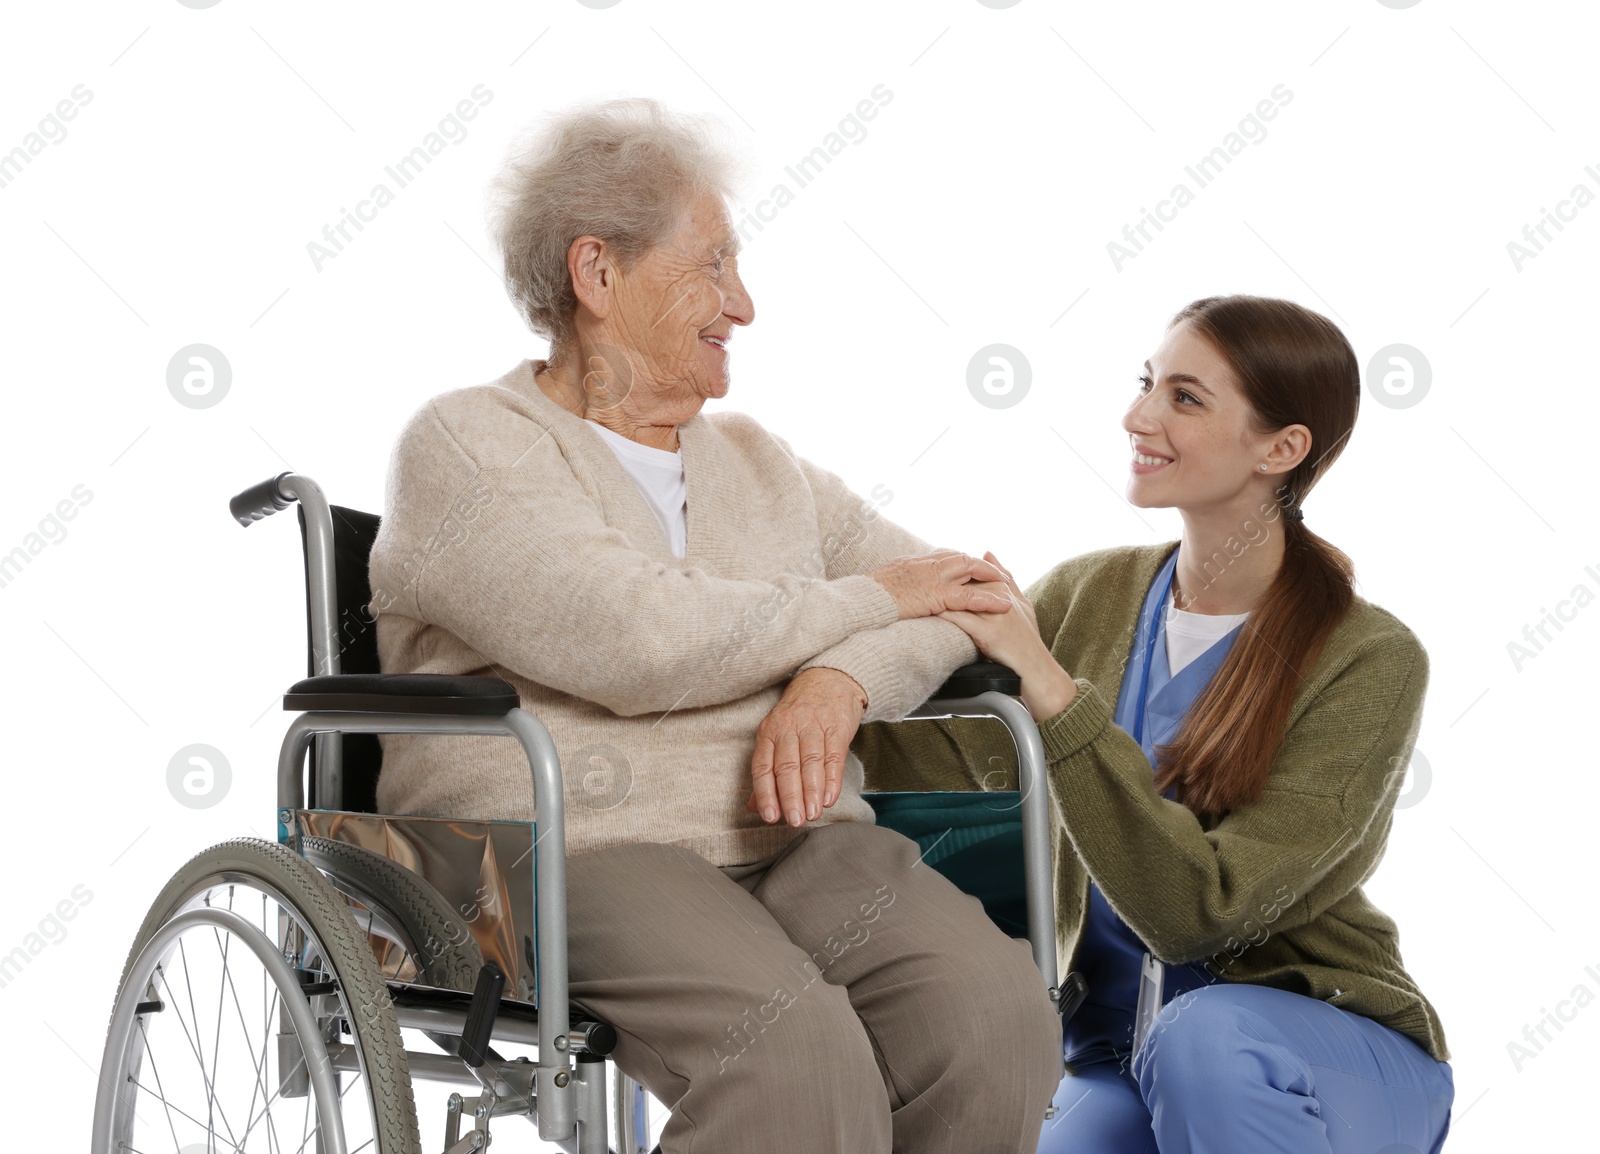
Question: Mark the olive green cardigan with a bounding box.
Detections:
[854,541,1450,1063]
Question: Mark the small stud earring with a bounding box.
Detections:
[1259,464,1267,471]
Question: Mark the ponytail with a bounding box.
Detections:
[1152,515,1353,818]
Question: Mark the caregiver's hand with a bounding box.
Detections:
[869,551,1015,620]
[749,667,868,828]
[939,552,1080,721]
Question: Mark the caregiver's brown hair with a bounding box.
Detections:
[1153,295,1360,819]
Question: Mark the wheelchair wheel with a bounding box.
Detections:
[92,838,422,1154]
[300,835,485,992]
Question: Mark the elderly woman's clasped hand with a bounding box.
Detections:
[868,550,1017,619]
[938,552,1081,723]
[747,550,1016,828]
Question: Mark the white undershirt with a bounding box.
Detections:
[1164,586,1251,675]
[587,421,688,559]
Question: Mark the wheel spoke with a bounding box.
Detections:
[233,968,278,1151]
[233,1052,304,1147]
[261,1082,286,1154]
[178,938,226,1146]
[134,1017,184,1154]
[129,1073,233,1144]
[209,925,232,1128]
[153,958,229,1144]
[226,949,358,1154]
[155,959,205,1074]
[170,938,242,1147]
[215,919,279,1142]
[289,1111,337,1154]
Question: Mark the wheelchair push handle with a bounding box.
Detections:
[230,471,296,526]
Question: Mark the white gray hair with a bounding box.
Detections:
[487,98,739,353]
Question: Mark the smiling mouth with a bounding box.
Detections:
[701,335,728,350]
[1133,452,1170,466]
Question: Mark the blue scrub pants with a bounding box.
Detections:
[1038,983,1454,1154]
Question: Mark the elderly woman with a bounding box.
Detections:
[367,99,1062,1152]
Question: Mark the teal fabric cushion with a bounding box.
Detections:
[863,791,1027,938]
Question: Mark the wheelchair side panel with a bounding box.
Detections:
[283,810,538,1002]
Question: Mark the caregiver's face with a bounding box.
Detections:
[1122,321,1265,511]
[610,188,753,403]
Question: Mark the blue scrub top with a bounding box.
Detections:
[1062,548,1247,1066]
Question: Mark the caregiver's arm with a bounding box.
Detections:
[1035,627,1428,964]
[930,557,1429,964]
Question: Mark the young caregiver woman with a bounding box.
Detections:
[855,296,1454,1153]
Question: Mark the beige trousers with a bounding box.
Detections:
[565,820,1063,1153]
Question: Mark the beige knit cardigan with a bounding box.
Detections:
[367,359,977,866]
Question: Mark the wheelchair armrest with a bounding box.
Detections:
[925,661,1021,703]
[891,660,1061,1006]
[284,673,519,716]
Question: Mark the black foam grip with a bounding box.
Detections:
[230,471,295,526]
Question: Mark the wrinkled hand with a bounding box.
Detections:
[869,550,1015,620]
[748,667,868,828]
[939,553,1079,721]
[936,554,1037,663]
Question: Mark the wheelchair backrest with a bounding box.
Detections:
[296,502,384,813]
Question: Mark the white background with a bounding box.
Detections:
[1,1,1594,1150]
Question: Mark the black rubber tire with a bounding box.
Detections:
[106,837,423,1154]
[301,835,486,992]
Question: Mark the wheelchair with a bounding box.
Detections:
[91,470,1067,1154]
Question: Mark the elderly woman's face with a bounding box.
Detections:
[610,189,753,402]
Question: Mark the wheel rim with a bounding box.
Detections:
[97,878,384,1154]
